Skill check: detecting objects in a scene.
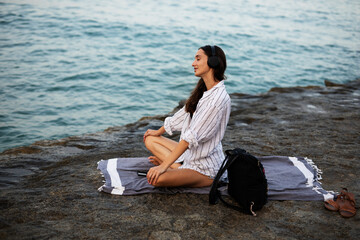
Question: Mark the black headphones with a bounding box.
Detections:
[207,45,220,68]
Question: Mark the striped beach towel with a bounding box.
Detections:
[97,156,334,201]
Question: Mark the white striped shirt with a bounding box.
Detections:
[164,81,231,178]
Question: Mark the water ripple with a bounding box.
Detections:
[0,0,359,152]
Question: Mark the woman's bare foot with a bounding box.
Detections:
[148,156,182,169]
[148,156,162,166]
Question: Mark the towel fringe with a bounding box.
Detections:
[304,157,323,182]
[304,158,336,200]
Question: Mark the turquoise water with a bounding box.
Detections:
[0,0,359,152]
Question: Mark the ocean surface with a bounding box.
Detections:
[0,0,359,152]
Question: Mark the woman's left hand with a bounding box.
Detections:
[143,129,161,142]
[147,165,167,185]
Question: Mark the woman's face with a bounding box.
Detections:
[192,49,211,77]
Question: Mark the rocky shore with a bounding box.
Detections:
[1,79,359,239]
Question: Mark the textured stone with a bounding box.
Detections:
[0,79,359,239]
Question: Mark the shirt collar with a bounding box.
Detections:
[203,80,225,97]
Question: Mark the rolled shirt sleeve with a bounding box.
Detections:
[182,103,223,149]
[164,106,188,135]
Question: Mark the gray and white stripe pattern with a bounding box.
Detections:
[97,156,335,201]
[164,81,231,178]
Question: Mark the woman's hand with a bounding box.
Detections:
[143,129,162,142]
[147,164,167,185]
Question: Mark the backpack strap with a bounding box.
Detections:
[209,150,239,204]
[218,194,257,216]
[209,155,229,204]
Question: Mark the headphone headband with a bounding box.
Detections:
[211,45,216,57]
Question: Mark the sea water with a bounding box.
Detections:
[0,0,359,152]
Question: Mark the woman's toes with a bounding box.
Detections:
[149,160,157,165]
[148,156,161,165]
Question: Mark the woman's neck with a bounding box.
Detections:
[202,71,218,90]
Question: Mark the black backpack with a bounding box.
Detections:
[209,148,268,216]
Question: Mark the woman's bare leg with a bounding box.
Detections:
[144,136,182,169]
[145,136,213,187]
[152,168,213,187]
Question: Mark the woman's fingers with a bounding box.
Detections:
[150,170,159,185]
[147,168,152,184]
[147,166,165,185]
[143,129,161,142]
[153,175,159,185]
[147,168,156,185]
[151,173,159,185]
[143,133,146,142]
[143,129,151,142]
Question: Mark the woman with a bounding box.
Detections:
[143,45,231,187]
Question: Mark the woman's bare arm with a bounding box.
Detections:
[147,139,189,185]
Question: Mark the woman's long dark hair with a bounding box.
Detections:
[185,45,227,117]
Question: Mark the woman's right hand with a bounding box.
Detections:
[143,129,161,142]
[147,164,167,185]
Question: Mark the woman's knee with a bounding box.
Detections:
[148,171,173,187]
[144,135,156,150]
[150,177,166,187]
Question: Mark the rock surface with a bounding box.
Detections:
[1,79,359,239]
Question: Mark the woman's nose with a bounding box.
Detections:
[192,60,196,66]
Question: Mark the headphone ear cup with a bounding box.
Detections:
[208,56,220,68]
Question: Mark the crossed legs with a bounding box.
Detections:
[144,135,182,169]
[144,136,213,187]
